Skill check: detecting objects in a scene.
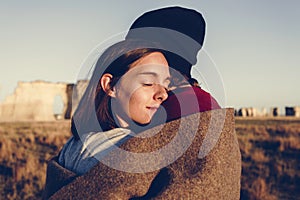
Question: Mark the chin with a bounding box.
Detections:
[132,119,151,127]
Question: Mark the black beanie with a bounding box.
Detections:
[126,6,206,77]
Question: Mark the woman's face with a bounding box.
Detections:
[112,52,170,127]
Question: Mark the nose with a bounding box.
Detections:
[154,84,168,102]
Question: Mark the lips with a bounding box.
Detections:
[146,105,159,117]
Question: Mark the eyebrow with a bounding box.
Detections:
[138,72,171,82]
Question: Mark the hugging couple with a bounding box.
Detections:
[43,6,241,200]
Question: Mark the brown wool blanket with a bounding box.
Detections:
[43,108,241,199]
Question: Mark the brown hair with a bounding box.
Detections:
[71,40,166,139]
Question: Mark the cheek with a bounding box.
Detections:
[117,86,155,123]
[128,89,148,109]
[116,87,148,117]
[116,80,140,103]
[115,85,134,107]
[128,92,151,123]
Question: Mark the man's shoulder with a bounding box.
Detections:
[169,86,212,97]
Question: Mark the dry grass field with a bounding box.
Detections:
[0,121,71,199]
[0,117,299,199]
[236,117,300,200]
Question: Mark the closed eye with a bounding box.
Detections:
[142,83,170,91]
[143,83,154,87]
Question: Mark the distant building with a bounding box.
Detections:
[285,106,300,117]
[236,107,259,117]
[0,80,87,122]
[271,107,279,117]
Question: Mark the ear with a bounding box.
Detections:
[100,73,116,97]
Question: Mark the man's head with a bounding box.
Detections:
[126,6,206,79]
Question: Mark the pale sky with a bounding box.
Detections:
[1,0,299,112]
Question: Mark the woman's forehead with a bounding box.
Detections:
[131,52,168,67]
[126,64,170,79]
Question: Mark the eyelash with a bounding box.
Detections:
[143,83,153,87]
[143,83,170,92]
